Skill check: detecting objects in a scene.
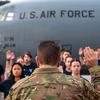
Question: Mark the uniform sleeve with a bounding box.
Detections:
[89,66,100,93]
[5,77,29,100]
[0,65,4,75]
[83,66,100,99]
[5,89,12,100]
[5,94,11,100]
[5,88,17,100]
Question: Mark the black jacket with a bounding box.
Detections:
[0,79,15,98]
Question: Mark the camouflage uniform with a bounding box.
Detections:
[6,65,100,100]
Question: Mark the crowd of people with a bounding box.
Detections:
[0,41,100,99]
[0,50,37,98]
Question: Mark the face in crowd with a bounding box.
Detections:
[60,49,71,61]
[65,57,73,69]
[70,60,81,75]
[23,53,32,64]
[11,63,24,78]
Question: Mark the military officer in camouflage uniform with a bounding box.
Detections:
[6,41,100,100]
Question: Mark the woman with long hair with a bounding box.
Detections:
[0,62,24,98]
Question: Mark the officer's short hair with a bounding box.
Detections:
[37,40,60,65]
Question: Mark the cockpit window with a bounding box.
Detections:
[0,5,15,21]
[6,12,14,21]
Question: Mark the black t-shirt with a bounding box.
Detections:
[0,64,4,81]
[23,62,37,76]
[60,61,72,75]
[80,64,90,75]
[98,59,100,65]
[0,79,15,98]
[63,70,72,75]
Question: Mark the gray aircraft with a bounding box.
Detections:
[0,0,100,65]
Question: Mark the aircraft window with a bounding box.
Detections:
[0,5,15,21]
[6,12,14,21]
